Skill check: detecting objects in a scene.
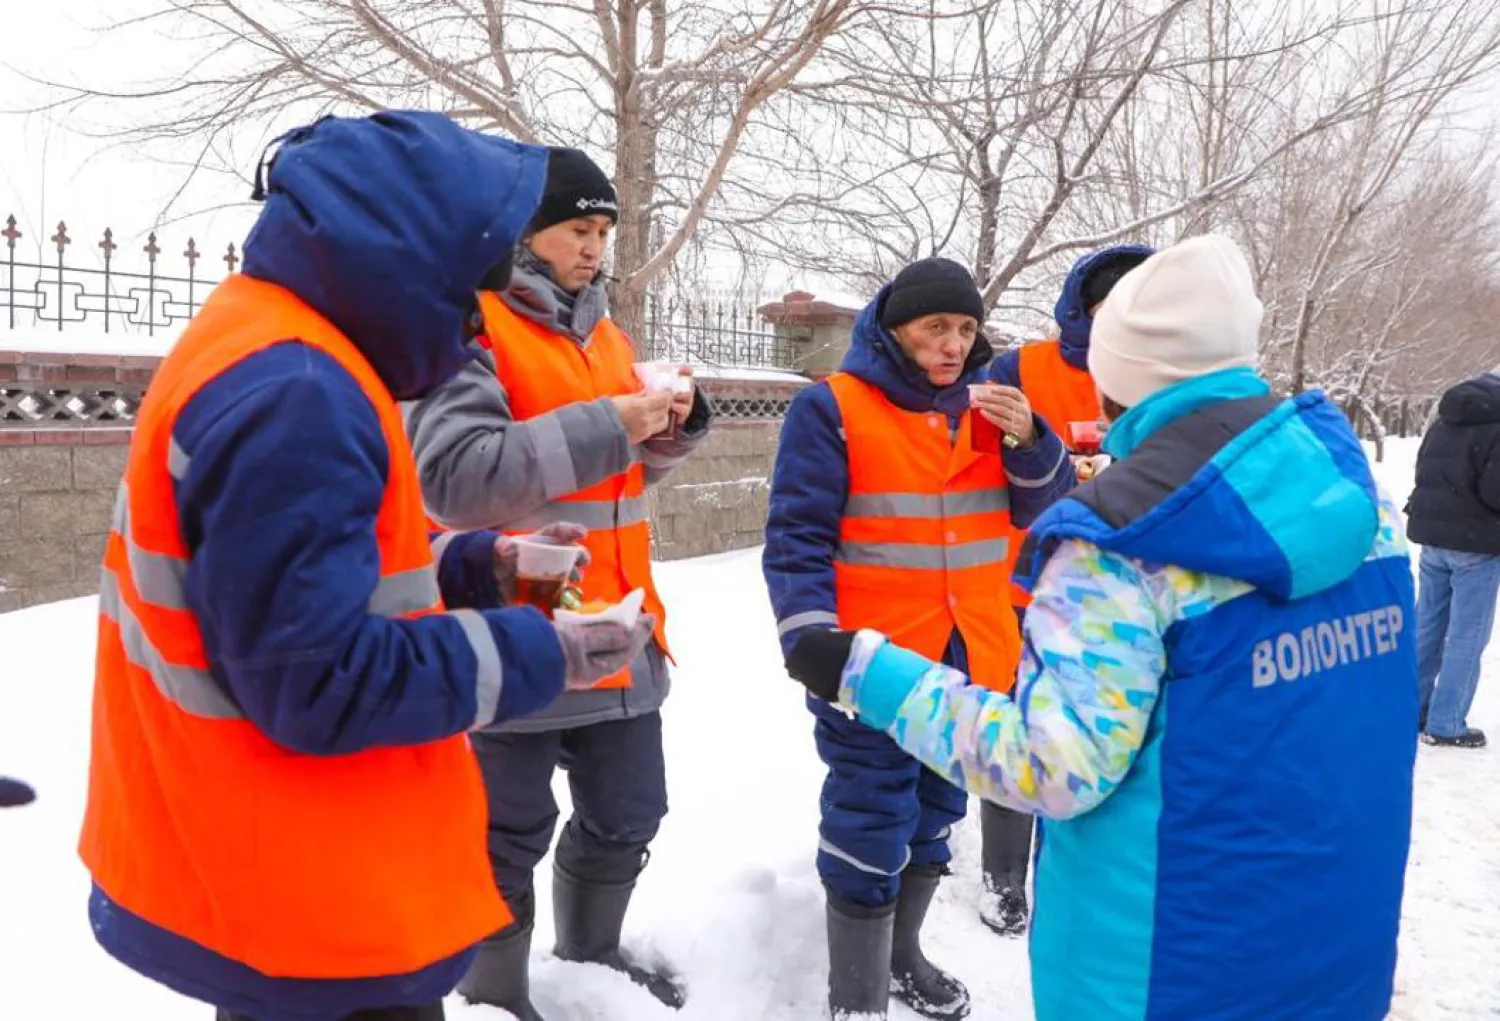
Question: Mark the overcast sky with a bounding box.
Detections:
[1,1,266,274]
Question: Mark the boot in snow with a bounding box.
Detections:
[1422,727,1487,748]
[552,864,686,1009]
[826,892,895,1020]
[456,919,547,1021]
[890,865,971,1020]
[978,801,1032,937]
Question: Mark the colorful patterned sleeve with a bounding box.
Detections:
[838,538,1168,819]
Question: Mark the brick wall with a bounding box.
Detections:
[0,429,129,613]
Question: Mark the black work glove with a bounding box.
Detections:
[0,776,36,808]
[786,628,856,702]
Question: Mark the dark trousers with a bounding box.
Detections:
[216,1006,441,1021]
[810,697,968,908]
[471,711,669,921]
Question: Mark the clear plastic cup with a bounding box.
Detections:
[512,537,586,613]
[968,384,1003,453]
[513,537,585,580]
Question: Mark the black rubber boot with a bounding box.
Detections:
[552,864,686,1009]
[454,919,545,1020]
[978,801,1033,937]
[890,864,971,1020]
[826,892,895,1020]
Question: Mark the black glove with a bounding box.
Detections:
[786,628,856,702]
[0,776,36,808]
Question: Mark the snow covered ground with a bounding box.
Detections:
[1,438,1496,1020]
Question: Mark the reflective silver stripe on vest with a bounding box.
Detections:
[501,495,651,533]
[429,530,460,566]
[112,485,190,611]
[99,568,244,720]
[818,838,911,877]
[452,609,505,729]
[167,436,192,481]
[844,489,1009,520]
[367,567,442,618]
[835,537,1009,571]
[777,609,840,637]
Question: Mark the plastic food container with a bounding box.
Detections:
[634,362,693,394]
[553,587,647,628]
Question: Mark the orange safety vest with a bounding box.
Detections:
[1019,339,1102,440]
[1004,340,1104,608]
[78,274,507,980]
[827,373,1020,692]
[478,292,670,688]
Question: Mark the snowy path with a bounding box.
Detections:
[1,439,1497,1020]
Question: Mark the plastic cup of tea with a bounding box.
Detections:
[513,536,585,581]
[968,384,1005,453]
[1066,420,1104,456]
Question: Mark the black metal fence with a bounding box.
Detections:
[2,216,235,336]
[643,295,796,371]
[1,214,797,371]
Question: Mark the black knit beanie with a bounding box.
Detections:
[529,147,619,233]
[879,257,985,331]
[1081,251,1150,311]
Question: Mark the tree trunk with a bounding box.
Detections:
[607,0,651,343]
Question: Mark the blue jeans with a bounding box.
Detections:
[1416,546,1500,737]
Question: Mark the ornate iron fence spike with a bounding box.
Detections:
[99,228,116,263]
[224,242,239,273]
[2,215,19,251]
[144,232,160,264]
[51,221,70,253]
[184,238,199,268]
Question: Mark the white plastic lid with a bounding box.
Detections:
[553,587,647,628]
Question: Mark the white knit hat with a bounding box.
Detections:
[1087,234,1263,408]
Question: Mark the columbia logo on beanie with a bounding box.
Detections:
[530,147,619,233]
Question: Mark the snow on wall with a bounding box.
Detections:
[0,326,177,358]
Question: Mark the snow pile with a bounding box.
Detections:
[0,325,180,358]
[1,438,1495,1020]
[693,366,808,384]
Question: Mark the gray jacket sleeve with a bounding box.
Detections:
[404,345,635,531]
[639,387,717,487]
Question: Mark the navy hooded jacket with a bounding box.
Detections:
[989,244,1155,384]
[89,112,562,1021]
[764,288,1074,670]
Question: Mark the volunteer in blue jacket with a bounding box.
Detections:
[785,235,1419,1021]
[764,257,1073,1020]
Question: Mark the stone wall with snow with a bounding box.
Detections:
[0,349,807,610]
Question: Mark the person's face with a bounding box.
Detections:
[527,215,614,292]
[1098,389,1128,423]
[891,313,979,386]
